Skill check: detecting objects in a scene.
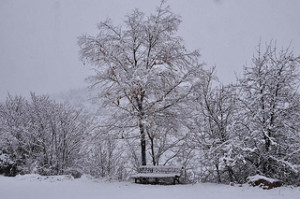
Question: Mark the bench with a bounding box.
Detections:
[131,166,183,184]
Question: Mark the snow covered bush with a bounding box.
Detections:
[0,93,90,176]
[185,43,300,185]
[247,175,282,189]
[236,43,300,185]
[0,150,16,176]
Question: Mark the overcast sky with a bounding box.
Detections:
[1,0,300,102]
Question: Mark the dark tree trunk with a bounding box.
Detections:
[137,90,146,166]
[140,121,146,165]
[215,164,221,183]
[149,134,156,165]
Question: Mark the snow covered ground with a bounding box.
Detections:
[1,175,299,199]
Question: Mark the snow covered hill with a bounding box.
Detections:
[1,175,299,199]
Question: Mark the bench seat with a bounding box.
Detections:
[131,173,180,178]
[131,166,182,184]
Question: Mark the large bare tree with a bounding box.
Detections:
[78,2,203,165]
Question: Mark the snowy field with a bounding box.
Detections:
[1,175,300,199]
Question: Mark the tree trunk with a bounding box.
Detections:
[137,91,147,166]
[140,121,146,165]
[215,164,221,183]
[150,135,156,165]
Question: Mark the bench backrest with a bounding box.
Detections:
[137,166,182,174]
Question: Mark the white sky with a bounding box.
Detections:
[1,0,300,102]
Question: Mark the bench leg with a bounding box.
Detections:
[140,178,148,184]
[134,178,142,184]
[174,176,179,184]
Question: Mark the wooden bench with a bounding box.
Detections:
[131,166,183,184]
